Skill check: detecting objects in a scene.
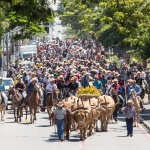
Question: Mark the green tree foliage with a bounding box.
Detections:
[61,0,150,59]
[0,0,54,39]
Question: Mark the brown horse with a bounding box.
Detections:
[147,79,150,103]
[27,85,40,123]
[129,89,141,127]
[110,88,120,123]
[0,93,5,121]
[8,87,23,122]
[46,89,59,126]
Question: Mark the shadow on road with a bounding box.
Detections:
[116,135,128,137]
[36,125,50,127]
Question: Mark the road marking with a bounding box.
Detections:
[138,124,150,141]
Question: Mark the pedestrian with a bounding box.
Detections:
[53,101,66,141]
[123,100,137,137]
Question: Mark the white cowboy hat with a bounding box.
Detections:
[50,78,55,82]
[113,79,118,82]
[57,101,64,107]
[30,77,37,82]
[127,100,133,104]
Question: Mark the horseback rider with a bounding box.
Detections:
[44,78,57,106]
[0,77,7,106]
[26,78,37,101]
[15,78,26,104]
[111,79,125,106]
[129,80,145,111]
[67,76,79,96]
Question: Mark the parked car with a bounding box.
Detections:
[2,78,14,93]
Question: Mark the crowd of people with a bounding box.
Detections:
[4,38,149,107]
[0,37,150,140]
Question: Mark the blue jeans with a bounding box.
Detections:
[56,119,65,139]
[126,117,133,135]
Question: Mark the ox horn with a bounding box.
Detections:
[98,106,107,112]
[84,110,91,113]
[72,110,79,115]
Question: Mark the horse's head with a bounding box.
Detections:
[8,86,14,95]
[129,89,136,100]
[32,84,40,92]
[111,88,117,96]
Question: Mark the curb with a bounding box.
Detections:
[140,117,150,131]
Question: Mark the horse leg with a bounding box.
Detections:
[148,94,150,103]
[2,109,5,121]
[1,111,2,121]
[17,109,19,122]
[47,108,51,126]
[34,108,37,121]
[30,108,33,124]
[25,107,28,120]
[19,108,22,122]
[14,109,17,122]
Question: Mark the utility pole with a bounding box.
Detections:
[6,33,9,72]
[11,32,15,63]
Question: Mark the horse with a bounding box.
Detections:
[27,85,40,123]
[0,93,5,121]
[8,87,23,122]
[110,88,120,123]
[146,79,150,103]
[59,88,70,100]
[129,89,141,127]
[46,89,59,126]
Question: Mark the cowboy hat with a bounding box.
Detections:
[30,77,37,82]
[57,101,64,107]
[113,79,118,82]
[50,78,55,82]
[127,100,133,104]
[127,79,133,82]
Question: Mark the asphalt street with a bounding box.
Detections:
[0,108,150,150]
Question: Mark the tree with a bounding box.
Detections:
[61,0,150,59]
[0,0,54,40]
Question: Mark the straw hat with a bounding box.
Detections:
[57,101,64,107]
[30,77,37,82]
[127,79,133,82]
[113,79,118,82]
[50,78,55,82]
[127,100,133,104]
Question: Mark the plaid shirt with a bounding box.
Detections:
[123,106,137,119]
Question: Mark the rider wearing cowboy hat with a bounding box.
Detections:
[44,78,58,106]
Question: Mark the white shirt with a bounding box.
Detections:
[43,77,50,85]
[46,83,57,93]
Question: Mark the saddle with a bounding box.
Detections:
[15,91,22,102]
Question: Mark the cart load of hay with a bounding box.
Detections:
[77,86,101,100]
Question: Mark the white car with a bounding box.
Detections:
[2,78,14,93]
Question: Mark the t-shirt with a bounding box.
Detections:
[68,82,78,91]
[54,108,66,120]
[93,80,102,89]
[46,83,57,93]
[15,83,25,93]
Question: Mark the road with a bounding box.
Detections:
[0,108,150,150]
